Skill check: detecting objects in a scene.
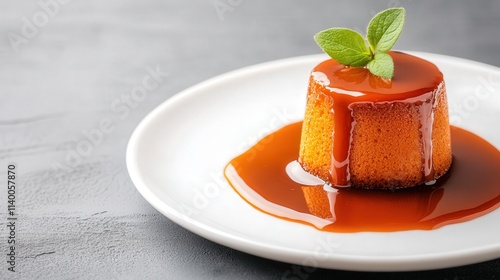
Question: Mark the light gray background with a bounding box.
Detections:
[1,1,499,279]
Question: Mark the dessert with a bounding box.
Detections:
[298,52,452,188]
[298,8,452,188]
[224,7,500,232]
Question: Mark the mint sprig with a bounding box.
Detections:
[314,8,406,79]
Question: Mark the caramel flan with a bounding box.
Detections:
[298,51,452,189]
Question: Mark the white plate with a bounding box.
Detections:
[126,52,500,271]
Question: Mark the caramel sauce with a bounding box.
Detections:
[312,52,444,186]
[225,122,500,232]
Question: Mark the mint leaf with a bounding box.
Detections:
[314,28,372,67]
[367,53,394,79]
[314,7,406,79]
[367,8,406,53]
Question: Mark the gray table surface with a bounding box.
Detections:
[1,0,499,279]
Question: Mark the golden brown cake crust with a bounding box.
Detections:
[299,52,452,189]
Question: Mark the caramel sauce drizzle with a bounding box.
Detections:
[313,52,444,186]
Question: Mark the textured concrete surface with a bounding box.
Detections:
[0,0,499,279]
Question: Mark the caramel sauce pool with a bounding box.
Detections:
[224,122,500,232]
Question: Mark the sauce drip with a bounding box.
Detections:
[225,122,500,232]
[312,52,444,186]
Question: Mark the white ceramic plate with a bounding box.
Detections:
[126,52,500,271]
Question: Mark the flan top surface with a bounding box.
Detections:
[312,51,443,101]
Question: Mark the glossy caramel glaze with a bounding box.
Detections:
[225,122,500,232]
